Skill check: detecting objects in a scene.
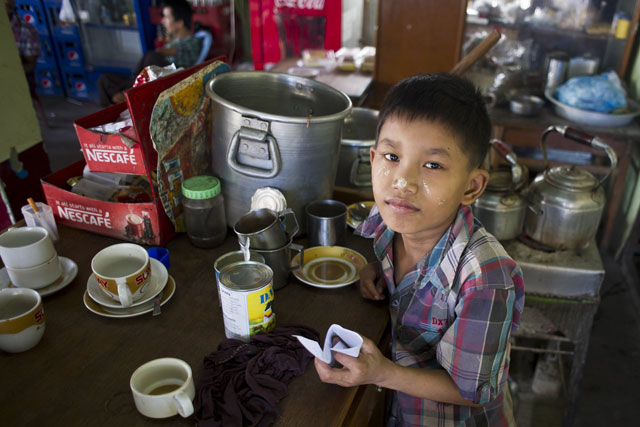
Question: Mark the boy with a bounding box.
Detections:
[314,74,525,426]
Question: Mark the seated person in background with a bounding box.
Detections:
[5,0,41,91]
[314,74,525,426]
[98,0,202,106]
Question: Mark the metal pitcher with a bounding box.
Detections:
[524,126,618,250]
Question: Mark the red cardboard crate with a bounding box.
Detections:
[42,160,175,246]
[74,103,148,175]
[75,57,227,175]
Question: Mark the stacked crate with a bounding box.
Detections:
[44,0,90,100]
[15,0,65,97]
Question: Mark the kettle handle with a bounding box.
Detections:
[541,125,618,188]
[490,139,522,186]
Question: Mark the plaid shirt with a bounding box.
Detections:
[166,35,202,68]
[10,12,41,58]
[356,204,524,426]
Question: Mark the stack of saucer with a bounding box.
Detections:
[83,258,176,318]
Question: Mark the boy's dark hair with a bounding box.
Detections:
[164,0,193,29]
[376,73,491,169]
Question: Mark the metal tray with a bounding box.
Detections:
[544,89,640,127]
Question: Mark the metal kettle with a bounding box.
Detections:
[524,126,618,250]
[473,139,527,241]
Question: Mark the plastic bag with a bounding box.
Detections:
[554,72,627,113]
[58,0,76,23]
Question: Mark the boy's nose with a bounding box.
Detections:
[392,175,418,194]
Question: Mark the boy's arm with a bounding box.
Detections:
[314,336,484,407]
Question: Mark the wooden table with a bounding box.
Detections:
[270,58,374,106]
[0,225,389,426]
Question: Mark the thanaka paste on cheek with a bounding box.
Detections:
[422,180,431,195]
[375,165,390,177]
[424,180,446,205]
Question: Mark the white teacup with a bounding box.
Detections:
[130,358,195,419]
[0,226,56,269]
[91,243,151,307]
[0,288,46,353]
[6,253,62,289]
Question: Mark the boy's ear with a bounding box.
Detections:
[461,168,489,206]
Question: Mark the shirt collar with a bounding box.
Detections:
[356,204,477,290]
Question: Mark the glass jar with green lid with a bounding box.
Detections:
[182,176,227,248]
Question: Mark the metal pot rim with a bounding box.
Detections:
[206,71,353,124]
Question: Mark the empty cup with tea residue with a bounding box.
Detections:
[182,176,227,248]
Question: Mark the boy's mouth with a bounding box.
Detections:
[385,198,419,214]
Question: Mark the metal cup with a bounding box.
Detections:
[252,238,304,290]
[305,200,347,247]
[233,208,299,250]
[544,52,569,91]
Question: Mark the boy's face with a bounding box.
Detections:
[370,116,488,241]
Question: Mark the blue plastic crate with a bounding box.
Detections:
[15,0,50,35]
[54,35,84,69]
[44,0,80,38]
[36,35,56,65]
[35,64,65,97]
[62,68,90,100]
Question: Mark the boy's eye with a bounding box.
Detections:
[424,162,441,169]
[384,153,399,162]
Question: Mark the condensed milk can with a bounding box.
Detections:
[218,261,275,341]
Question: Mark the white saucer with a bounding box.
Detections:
[0,257,78,297]
[87,258,168,309]
[83,275,176,318]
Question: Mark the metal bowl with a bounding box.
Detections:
[510,95,545,116]
[544,89,640,127]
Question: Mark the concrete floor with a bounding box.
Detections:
[37,96,640,426]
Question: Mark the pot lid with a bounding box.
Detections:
[545,166,598,191]
[486,170,513,192]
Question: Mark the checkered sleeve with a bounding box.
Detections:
[436,249,524,404]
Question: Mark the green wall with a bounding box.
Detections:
[0,8,42,162]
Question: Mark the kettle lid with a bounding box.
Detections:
[546,166,598,191]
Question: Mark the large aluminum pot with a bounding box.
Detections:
[335,107,378,190]
[524,126,618,250]
[473,140,527,241]
[207,72,352,228]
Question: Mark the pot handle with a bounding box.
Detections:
[289,243,304,271]
[541,125,618,188]
[349,148,372,187]
[227,118,282,178]
[490,139,522,186]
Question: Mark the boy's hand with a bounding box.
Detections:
[314,335,392,387]
[359,262,385,300]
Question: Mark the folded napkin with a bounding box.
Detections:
[294,324,363,365]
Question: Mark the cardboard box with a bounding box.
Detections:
[44,58,228,245]
[74,103,148,175]
[74,58,224,176]
[42,160,175,245]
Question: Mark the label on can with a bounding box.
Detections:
[219,261,275,341]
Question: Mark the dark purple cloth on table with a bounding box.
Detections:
[194,325,320,427]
